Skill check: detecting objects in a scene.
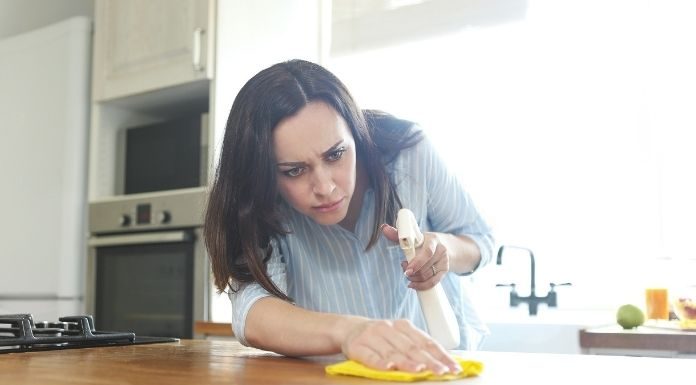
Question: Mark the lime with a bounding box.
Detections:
[616,304,645,329]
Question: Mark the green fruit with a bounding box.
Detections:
[616,304,645,329]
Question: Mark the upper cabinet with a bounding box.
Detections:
[92,0,213,101]
[88,0,323,200]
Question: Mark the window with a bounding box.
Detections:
[327,0,696,310]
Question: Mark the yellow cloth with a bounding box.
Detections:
[325,356,483,382]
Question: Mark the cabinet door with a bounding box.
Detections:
[93,0,211,100]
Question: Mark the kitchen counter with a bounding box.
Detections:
[580,322,696,357]
[1,339,694,384]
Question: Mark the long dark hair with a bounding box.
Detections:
[204,59,422,300]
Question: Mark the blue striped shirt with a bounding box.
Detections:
[229,131,494,350]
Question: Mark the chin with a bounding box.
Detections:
[309,210,347,226]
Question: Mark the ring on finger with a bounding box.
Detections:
[431,265,438,277]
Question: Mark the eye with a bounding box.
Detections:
[282,167,305,177]
[326,148,346,162]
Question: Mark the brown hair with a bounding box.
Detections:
[204,60,422,300]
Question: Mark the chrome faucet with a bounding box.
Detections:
[495,245,571,316]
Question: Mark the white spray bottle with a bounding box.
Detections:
[395,208,460,349]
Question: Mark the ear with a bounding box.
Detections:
[380,223,399,243]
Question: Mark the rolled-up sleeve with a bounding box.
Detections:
[228,237,288,346]
[422,136,495,270]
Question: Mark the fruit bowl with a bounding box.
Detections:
[673,292,696,329]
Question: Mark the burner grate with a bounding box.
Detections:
[0,314,176,354]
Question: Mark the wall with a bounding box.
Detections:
[0,0,93,40]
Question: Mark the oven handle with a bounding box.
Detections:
[88,231,192,247]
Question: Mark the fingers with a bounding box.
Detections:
[389,320,461,374]
[371,334,428,373]
[402,236,438,276]
[349,343,396,371]
[408,268,446,290]
[380,223,399,243]
[404,236,449,290]
[404,234,446,275]
[343,320,460,375]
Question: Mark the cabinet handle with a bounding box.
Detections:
[193,27,205,71]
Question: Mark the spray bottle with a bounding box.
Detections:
[395,208,460,349]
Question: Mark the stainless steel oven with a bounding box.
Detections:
[86,188,209,338]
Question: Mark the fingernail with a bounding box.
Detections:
[451,364,462,374]
[435,365,448,375]
[404,269,413,276]
[415,364,426,372]
[386,361,395,370]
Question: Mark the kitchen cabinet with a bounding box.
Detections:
[0,17,91,321]
[194,321,236,340]
[88,0,323,200]
[88,0,216,199]
[92,0,213,101]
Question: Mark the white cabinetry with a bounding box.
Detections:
[89,0,215,199]
[92,0,212,101]
[0,17,91,320]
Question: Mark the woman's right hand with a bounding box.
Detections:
[339,318,461,375]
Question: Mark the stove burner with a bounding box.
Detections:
[0,314,178,354]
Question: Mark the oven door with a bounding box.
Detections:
[86,229,208,338]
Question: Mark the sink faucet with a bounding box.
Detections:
[495,245,571,316]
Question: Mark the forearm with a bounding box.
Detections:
[435,233,482,275]
[244,296,367,356]
[245,296,460,375]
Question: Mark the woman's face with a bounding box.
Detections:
[273,101,357,226]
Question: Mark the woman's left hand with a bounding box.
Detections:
[381,224,449,290]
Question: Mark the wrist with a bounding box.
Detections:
[435,232,481,275]
[332,315,370,354]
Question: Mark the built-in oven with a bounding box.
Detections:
[86,188,209,338]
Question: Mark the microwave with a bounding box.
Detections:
[122,113,209,195]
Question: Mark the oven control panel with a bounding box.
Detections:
[127,203,172,226]
[88,188,205,233]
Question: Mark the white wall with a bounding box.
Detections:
[0,0,93,40]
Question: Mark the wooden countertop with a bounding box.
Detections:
[580,323,696,353]
[1,339,694,384]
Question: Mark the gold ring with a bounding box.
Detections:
[431,265,438,277]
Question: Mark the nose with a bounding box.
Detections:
[311,166,336,196]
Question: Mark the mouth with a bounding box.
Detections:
[313,197,345,213]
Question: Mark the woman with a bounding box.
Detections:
[205,59,493,374]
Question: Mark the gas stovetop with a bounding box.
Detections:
[0,314,178,354]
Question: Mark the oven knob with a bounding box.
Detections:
[158,210,171,224]
[119,214,131,227]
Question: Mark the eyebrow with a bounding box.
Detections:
[276,140,345,167]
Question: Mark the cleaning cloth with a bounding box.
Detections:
[325,356,483,382]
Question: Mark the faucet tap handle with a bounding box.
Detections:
[546,282,571,308]
[496,283,517,290]
[549,282,572,291]
[496,283,521,307]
